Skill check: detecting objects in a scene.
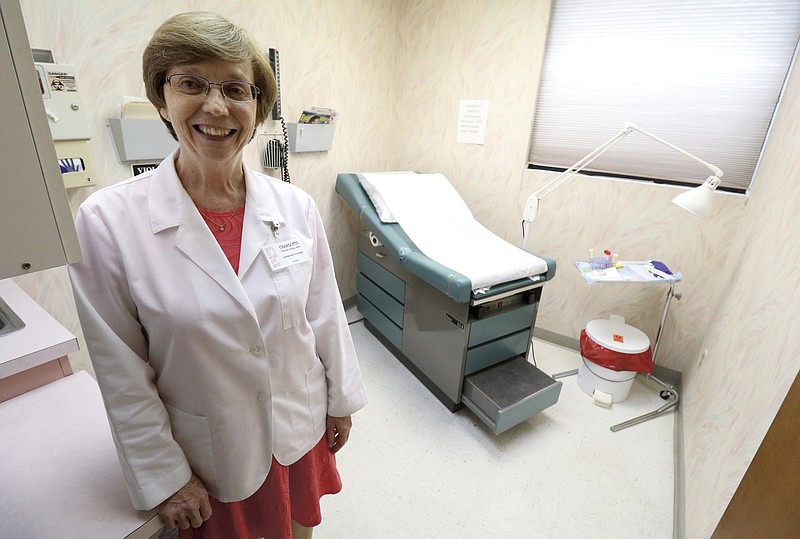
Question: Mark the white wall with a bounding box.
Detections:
[12,0,799,536]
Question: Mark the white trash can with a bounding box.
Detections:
[577,315,651,403]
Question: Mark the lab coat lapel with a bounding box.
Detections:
[174,205,258,318]
[148,153,257,320]
[238,168,283,278]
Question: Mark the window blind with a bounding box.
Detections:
[529,0,800,192]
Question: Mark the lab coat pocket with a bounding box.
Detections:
[164,403,219,488]
[305,361,328,427]
[270,260,313,329]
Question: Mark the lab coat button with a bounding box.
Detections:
[257,391,269,401]
[250,345,263,355]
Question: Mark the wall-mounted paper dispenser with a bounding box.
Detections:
[287,123,335,153]
[106,117,178,164]
[106,99,178,164]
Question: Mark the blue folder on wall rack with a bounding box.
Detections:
[335,172,562,435]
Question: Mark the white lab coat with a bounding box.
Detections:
[68,152,367,510]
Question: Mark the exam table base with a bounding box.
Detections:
[364,319,462,412]
[365,320,563,434]
[356,232,561,434]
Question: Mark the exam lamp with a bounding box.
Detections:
[522,122,723,246]
[671,174,721,219]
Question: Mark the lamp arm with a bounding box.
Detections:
[626,123,723,179]
[532,126,634,200]
[521,121,725,246]
[522,126,634,227]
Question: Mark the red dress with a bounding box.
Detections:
[180,208,342,539]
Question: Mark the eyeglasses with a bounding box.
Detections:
[165,74,260,102]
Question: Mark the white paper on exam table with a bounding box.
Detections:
[359,172,548,290]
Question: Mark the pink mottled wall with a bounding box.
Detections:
[11,1,800,536]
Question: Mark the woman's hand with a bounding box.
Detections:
[325,414,352,454]
[158,473,213,530]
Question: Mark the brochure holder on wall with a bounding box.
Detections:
[287,123,335,153]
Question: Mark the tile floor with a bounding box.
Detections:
[317,320,675,538]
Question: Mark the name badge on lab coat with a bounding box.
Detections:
[264,236,310,271]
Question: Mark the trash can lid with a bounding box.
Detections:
[585,316,650,354]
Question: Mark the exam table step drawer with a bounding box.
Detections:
[357,252,405,303]
[464,328,530,376]
[357,273,404,328]
[468,303,536,347]
[357,294,403,350]
[462,356,562,435]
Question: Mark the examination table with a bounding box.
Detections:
[336,172,562,434]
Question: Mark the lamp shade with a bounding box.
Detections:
[671,176,720,219]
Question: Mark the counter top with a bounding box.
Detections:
[0,370,162,538]
[0,278,79,377]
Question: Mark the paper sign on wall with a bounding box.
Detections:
[456,99,489,145]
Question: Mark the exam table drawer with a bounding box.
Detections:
[357,273,404,328]
[467,303,536,347]
[462,356,562,435]
[357,252,405,303]
[357,294,403,350]
[464,328,530,376]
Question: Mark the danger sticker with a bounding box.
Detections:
[47,72,77,92]
[612,333,625,343]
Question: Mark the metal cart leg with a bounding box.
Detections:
[553,368,579,379]
[611,374,679,431]
[610,283,682,432]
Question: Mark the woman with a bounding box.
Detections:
[68,12,367,538]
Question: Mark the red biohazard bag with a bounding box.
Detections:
[579,329,653,373]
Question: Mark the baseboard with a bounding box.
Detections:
[533,327,579,351]
[674,396,685,539]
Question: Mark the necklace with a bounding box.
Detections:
[198,208,240,231]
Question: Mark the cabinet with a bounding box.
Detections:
[0,0,81,279]
[0,279,78,401]
[0,372,163,538]
[0,279,162,538]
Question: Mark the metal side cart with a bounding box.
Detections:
[559,261,682,432]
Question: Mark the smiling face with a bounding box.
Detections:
[160,58,257,172]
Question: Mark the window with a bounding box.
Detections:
[529,0,800,193]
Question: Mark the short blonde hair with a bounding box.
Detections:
[142,12,277,140]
